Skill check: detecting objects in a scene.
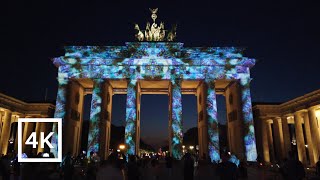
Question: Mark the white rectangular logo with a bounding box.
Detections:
[18,118,62,162]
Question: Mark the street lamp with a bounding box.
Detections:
[189,146,194,150]
[119,144,125,150]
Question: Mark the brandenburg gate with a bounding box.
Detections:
[50,9,258,162]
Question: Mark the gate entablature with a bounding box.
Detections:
[52,42,255,81]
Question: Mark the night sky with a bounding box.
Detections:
[2,1,320,146]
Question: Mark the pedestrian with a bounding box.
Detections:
[87,151,97,180]
[282,151,305,180]
[151,158,160,180]
[165,154,173,177]
[0,155,10,180]
[316,156,320,177]
[97,153,125,180]
[127,155,140,180]
[61,152,74,180]
[183,153,194,180]
[217,152,237,180]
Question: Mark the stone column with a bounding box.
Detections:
[273,117,285,160]
[266,121,275,162]
[281,116,291,158]
[303,111,315,165]
[37,122,48,153]
[101,81,113,159]
[170,79,183,159]
[135,82,141,156]
[125,79,138,156]
[0,111,12,155]
[197,81,208,159]
[206,80,220,162]
[308,107,320,163]
[87,79,104,157]
[0,111,3,141]
[294,112,307,164]
[51,74,69,158]
[239,77,258,161]
[168,82,173,156]
[22,122,35,154]
[261,120,270,163]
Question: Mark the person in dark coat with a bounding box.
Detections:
[183,153,194,180]
[217,152,238,180]
[127,155,140,180]
[282,151,305,180]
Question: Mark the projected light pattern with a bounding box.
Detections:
[87,79,103,156]
[125,79,137,155]
[171,79,183,159]
[240,77,258,161]
[206,80,220,163]
[51,74,68,158]
[51,42,257,161]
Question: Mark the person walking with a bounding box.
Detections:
[183,153,194,180]
[217,152,237,180]
[165,154,173,178]
[282,151,305,180]
[127,155,140,180]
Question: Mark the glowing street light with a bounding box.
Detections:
[189,146,194,150]
[119,144,126,150]
[182,145,185,149]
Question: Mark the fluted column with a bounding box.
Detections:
[206,80,220,162]
[22,122,35,154]
[266,121,275,162]
[308,107,320,163]
[0,111,12,155]
[37,122,48,153]
[125,79,138,155]
[303,111,315,165]
[197,82,208,159]
[273,117,285,160]
[51,74,69,158]
[170,79,183,159]
[239,77,258,161]
[281,116,291,158]
[294,112,307,164]
[262,120,270,163]
[87,79,104,156]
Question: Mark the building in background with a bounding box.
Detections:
[0,93,55,155]
[253,89,320,166]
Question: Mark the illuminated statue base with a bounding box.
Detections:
[50,42,257,162]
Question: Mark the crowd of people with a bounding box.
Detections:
[2,149,320,180]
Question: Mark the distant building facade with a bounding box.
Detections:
[253,89,320,166]
[0,93,55,155]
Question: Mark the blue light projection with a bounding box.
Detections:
[206,80,220,163]
[87,79,103,156]
[50,72,68,158]
[125,79,137,155]
[51,42,257,161]
[171,79,183,159]
[240,76,258,161]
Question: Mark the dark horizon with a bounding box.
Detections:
[2,0,320,146]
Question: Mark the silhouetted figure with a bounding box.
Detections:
[238,161,248,179]
[0,155,10,180]
[61,152,74,180]
[316,156,320,177]
[97,154,125,180]
[217,152,237,180]
[282,151,305,180]
[127,155,140,180]
[151,158,160,180]
[183,153,194,180]
[165,154,173,177]
[87,151,97,180]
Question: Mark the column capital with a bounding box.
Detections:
[308,105,319,111]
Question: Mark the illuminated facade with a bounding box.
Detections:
[0,93,54,155]
[50,9,258,162]
[253,89,320,166]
